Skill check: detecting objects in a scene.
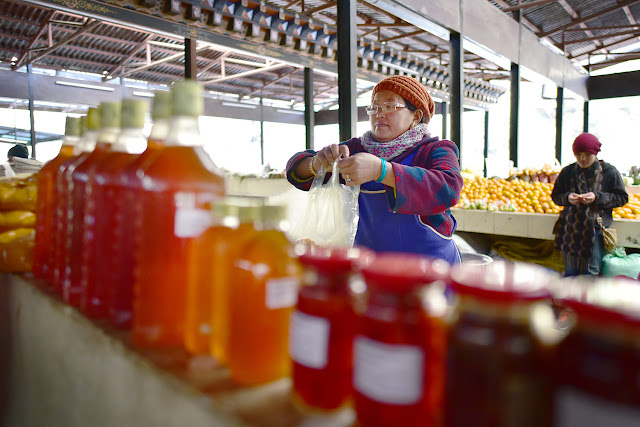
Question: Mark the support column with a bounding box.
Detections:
[509,62,520,168]
[27,64,36,159]
[259,98,264,165]
[184,38,197,80]
[583,100,589,132]
[441,102,448,140]
[484,110,489,178]
[336,0,357,142]
[449,31,463,151]
[304,67,314,150]
[555,87,564,163]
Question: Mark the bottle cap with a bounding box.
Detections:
[211,200,239,220]
[260,204,287,222]
[237,205,261,224]
[121,99,147,129]
[80,115,87,136]
[86,107,100,131]
[100,101,121,129]
[65,117,81,137]
[171,80,203,118]
[152,91,172,121]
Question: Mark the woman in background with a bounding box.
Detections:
[552,133,628,276]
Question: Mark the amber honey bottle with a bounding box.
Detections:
[132,80,225,349]
[184,201,239,355]
[81,99,147,318]
[33,116,80,283]
[64,102,119,308]
[208,203,261,363]
[52,107,99,296]
[108,91,171,329]
[227,204,301,385]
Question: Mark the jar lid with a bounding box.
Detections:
[152,91,172,121]
[86,107,100,131]
[360,252,450,292]
[449,260,553,302]
[121,99,147,129]
[294,245,374,274]
[555,276,640,327]
[65,117,81,137]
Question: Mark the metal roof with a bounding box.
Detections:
[0,0,638,113]
[489,0,640,70]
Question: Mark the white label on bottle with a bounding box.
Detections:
[289,311,330,369]
[353,335,424,405]
[174,208,211,237]
[265,278,298,309]
[554,387,640,427]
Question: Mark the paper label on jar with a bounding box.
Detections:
[554,387,640,427]
[289,311,330,369]
[265,278,298,309]
[353,335,424,405]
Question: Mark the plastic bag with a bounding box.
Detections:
[289,160,360,247]
[601,247,640,279]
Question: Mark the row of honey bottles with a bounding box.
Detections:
[289,248,640,427]
[32,80,226,342]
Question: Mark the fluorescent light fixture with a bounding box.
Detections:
[133,91,155,98]
[276,109,304,115]
[366,0,449,40]
[221,101,258,109]
[464,37,511,70]
[55,81,115,92]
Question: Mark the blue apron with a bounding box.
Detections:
[354,151,461,264]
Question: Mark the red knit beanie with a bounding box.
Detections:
[372,76,435,123]
[572,133,601,155]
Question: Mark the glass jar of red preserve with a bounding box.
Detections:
[553,276,640,426]
[353,253,450,427]
[445,260,559,427]
[290,245,374,412]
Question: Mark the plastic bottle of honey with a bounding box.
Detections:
[290,245,374,412]
[108,91,171,329]
[33,116,80,283]
[64,102,120,308]
[353,253,450,427]
[52,107,99,295]
[208,203,261,364]
[81,99,147,318]
[227,204,301,385]
[445,261,557,427]
[132,80,225,349]
[184,200,239,355]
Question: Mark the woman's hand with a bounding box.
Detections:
[580,192,596,204]
[568,193,582,205]
[337,153,385,186]
[312,144,350,173]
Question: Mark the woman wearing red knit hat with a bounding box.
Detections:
[286,75,463,263]
[551,132,627,276]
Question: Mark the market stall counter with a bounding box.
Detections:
[0,273,354,427]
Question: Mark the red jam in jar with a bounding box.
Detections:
[445,260,557,427]
[553,277,640,426]
[353,253,450,427]
[290,245,373,412]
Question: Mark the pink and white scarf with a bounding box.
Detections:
[360,124,430,160]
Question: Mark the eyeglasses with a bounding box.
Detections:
[365,102,407,116]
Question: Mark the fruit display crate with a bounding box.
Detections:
[453,208,640,248]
